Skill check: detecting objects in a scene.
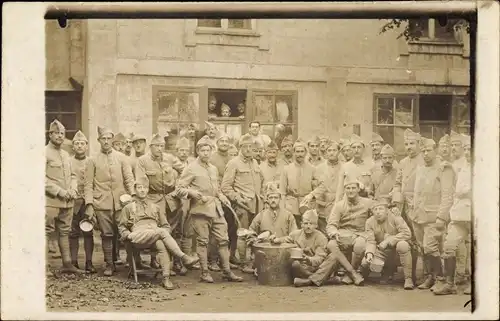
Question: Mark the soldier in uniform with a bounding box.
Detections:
[280,135,294,165]
[438,134,451,162]
[271,209,330,288]
[45,120,83,275]
[124,133,134,157]
[303,140,342,234]
[132,134,148,159]
[204,121,219,150]
[68,130,97,273]
[434,134,472,296]
[83,126,135,276]
[228,144,239,158]
[326,177,370,286]
[411,138,455,291]
[450,131,467,171]
[221,134,264,273]
[391,129,425,233]
[135,134,186,274]
[248,121,271,149]
[177,136,243,283]
[336,134,374,200]
[279,138,318,228]
[318,135,331,159]
[259,141,284,186]
[118,176,199,290]
[307,136,325,167]
[111,132,126,153]
[371,144,398,203]
[339,137,354,163]
[175,137,196,166]
[370,132,385,170]
[361,198,414,289]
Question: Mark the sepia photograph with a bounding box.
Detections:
[2,1,499,320]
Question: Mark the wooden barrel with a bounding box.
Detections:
[253,242,297,286]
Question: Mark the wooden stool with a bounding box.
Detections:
[125,242,162,283]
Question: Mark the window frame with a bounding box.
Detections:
[408,18,459,43]
[45,90,82,142]
[195,19,259,36]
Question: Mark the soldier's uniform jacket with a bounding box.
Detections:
[177,158,224,218]
[310,160,342,216]
[411,160,456,224]
[450,161,471,222]
[279,161,318,216]
[326,197,373,236]
[336,159,374,200]
[365,213,411,255]
[210,151,232,183]
[128,155,139,179]
[392,153,424,204]
[46,142,77,208]
[249,208,298,238]
[84,149,135,211]
[259,159,285,186]
[221,155,264,214]
[452,156,467,174]
[307,155,325,167]
[118,199,171,242]
[71,155,88,199]
[278,229,328,268]
[369,156,399,173]
[371,166,398,203]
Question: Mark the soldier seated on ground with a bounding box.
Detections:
[270,210,331,287]
[360,198,414,290]
[118,177,199,290]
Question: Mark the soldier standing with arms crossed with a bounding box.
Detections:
[84,126,135,276]
[45,120,83,275]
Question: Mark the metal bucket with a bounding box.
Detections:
[253,242,297,286]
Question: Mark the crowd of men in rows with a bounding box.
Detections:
[46,119,472,296]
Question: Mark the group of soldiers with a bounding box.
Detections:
[46,118,472,296]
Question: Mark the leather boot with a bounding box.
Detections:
[85,260,97,274]
[83,234,94,266]
[219,245,243,282]
[400,251,414,290]
[112,235,123,265]
[181,253,200,268]
[197,245,213,283]
[294,278,313,287]
[208,261,221,272]
[434,257,457,296]
[161,277,175,290]
[430,256,445,292]
[102,237,115,276]
[200,271,214,283]
[463,283,472,295]
[69,237,80,267]
[59,235,85,274]
[417,256,435,289]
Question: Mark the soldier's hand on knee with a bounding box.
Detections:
[378,240,388,250]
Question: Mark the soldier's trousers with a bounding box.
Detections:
[191,214,229,272]
[95,209,122,264]
[293,253,340,286]
[46,206,73,237]
[443,221,471,259]
[326,230,366,270]
[411,221,443,257]
[130,239,172,278]
[69,199,94,262]
[360,241,413,279]
[234,206,254,264]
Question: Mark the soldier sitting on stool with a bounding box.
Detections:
[360,198,414,290]
[118,176,199,290]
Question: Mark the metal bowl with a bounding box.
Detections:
[79,219,94,232]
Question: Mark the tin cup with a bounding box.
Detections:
[369,256,385,273]
[79,219,94,233]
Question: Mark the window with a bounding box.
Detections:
[249,90,298,146]
[153,87,201,152]
[408,18,460,42]
[452,95,471,134]
[45,91,82,143]
[374,95,417,156]
[419,95,451,143]
[197,19,253,30]
[207,89,247,142]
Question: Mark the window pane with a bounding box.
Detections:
[275,95,293,123]
[158,92,180,121]
[376,126,394,147]
[395,97,413,125]
[226,124,242,143]
[394,127,406,155]
[275,124,295,148]
[178,92,199,122]
[198,19,221,28]
[228,19,252,29]
[157,122,179,152]
[377,97,394,124]
[254,95,274,122]
[434,18,458,41]
[61,114,77,131]
[45,96,59,112]
[419,95,451,122]
[453,96,471,126]
[260,125,275,140]
[457,126,470,135]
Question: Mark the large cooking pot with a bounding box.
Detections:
[253,242,297,286]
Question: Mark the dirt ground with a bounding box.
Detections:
[46,238,472,313]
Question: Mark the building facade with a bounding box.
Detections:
[46,18,471,157]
